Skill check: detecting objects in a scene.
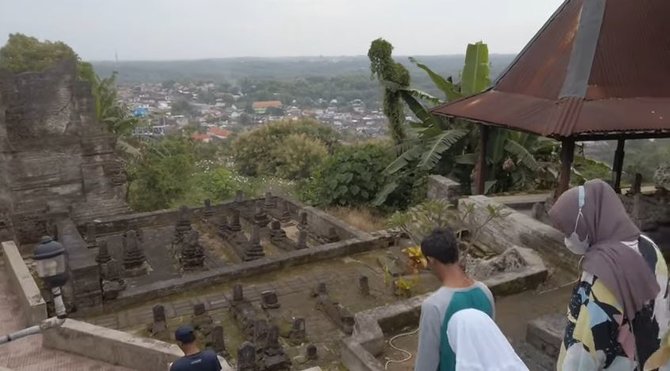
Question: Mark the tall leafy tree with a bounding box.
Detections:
[368,39,410,144]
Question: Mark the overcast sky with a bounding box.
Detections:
[0,0,564,61]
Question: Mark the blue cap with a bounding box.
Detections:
[174,325,196,343]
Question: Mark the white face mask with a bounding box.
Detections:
[563,186,589,255]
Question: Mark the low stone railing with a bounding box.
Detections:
[1,240,47,326]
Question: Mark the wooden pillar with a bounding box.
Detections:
[475,125,489,195]
[611,139,625,193]
[557,138,576,197]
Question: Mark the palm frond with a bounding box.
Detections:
[417,129,469,171]
[409,57,462,102]
[504,139,539,170]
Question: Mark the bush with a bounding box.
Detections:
[271,134,329,179]
[127,137,197,211]
[231,119,338,178]
[306,142,392,207]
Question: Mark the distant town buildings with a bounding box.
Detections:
[119,80,387,141]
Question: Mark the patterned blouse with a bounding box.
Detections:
[557,236,670,371]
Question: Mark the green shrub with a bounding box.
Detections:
[231,119,338,178]
[271,134,329,179]
[307,142,392,207]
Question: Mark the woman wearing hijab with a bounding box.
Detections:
[446,308,528,371]
[549,179,670,371]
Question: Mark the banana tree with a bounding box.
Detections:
[79,62,138,137]
[369,40,553,202]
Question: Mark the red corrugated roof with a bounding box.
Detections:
[432,0,670,139]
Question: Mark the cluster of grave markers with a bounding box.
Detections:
[215,192,341,262]
[147,283,319,371]
[88,221,150,299]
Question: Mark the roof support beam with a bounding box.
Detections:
[557,138,576,197]
[611,139,626,193]
[475,125,489,195]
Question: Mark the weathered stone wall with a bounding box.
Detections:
[0,61,128,245]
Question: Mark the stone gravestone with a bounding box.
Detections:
[306,344,318,361]
[235,190,245,203]
[253,202,270,228]
[233,284,244,302]
[85,222,97,248]
[174,206,193,245]
[208,325,228,357]
[191,303,213,335]
[264,192,276,209]
[229,209,242,232]
[95,239,112,265]
[150,304,169,338]
[325,227,340,243]
[180,230,205,270]
[288,317,306,345]
[123,230,147,276]
[297,230,308,250]
[261,290,280,309]
[261,325,291,370]
[244,226,265,261]
[127,220,144,244]
[237,341,257,371]
[279,201,291,223]
[204,199,214,218]
[359,275,370,296]
[297,211,308,231]
[269,221,286,241]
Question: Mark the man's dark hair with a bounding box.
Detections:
[420,228,459,264]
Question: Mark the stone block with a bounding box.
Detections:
[526,313,565,359]
[458,196,579,275]
[1,240,47,326]
[42,319,184,371]
[427,175,462,205]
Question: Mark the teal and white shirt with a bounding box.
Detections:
[415,282,495,371]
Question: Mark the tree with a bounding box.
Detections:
[79,63,137,137]
[306,142,392,207]
[368,39,410,144]
[231,119,338,178]
[127,136,198,211]
[371,40,555,198]
[0,33,78,73]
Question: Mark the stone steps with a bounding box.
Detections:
[525,312,564,359]
[517,312,564,369]
[514,340,556,371]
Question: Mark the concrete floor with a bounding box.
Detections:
[0,260,132,371]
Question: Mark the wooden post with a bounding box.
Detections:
[475,125,489,195]
[611,139,625,193]
[557,138,575,197]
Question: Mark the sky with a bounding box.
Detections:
[0,0,564,61]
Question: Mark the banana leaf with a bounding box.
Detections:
[461,42,491,96]
[417,130,469,171]
[409,57,462,102]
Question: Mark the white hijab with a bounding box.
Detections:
[447,309,529,371]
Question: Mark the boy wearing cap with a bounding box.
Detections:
[170,325,222,371]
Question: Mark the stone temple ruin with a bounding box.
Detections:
[3,60,666,371]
